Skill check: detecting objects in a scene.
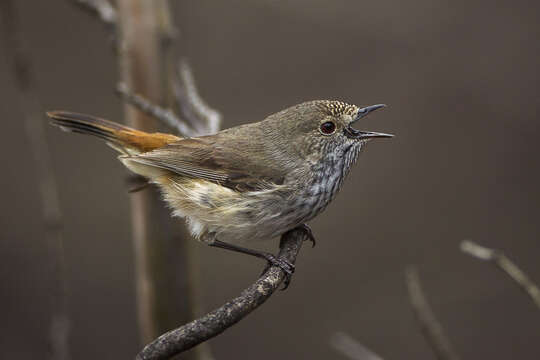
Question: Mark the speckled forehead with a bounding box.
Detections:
[318,100,358,117]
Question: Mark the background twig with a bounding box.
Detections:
[0,2,70,360]
[173,59,222,136]
[330,332,384,360]
[116,82,196,137]
[136,227,307,360]
[73,0,116,27]
[405,266,461,360]
[461,240,540,309]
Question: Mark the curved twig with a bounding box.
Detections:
[136,227,307,360]
[461,240,540,309]
[330,332,384,360]
[173,59,222,135]
[405,266,461,360]
[116,82,196,137]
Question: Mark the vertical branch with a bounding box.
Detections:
[116,0,196,348]
[72,1,219,357]
[405,266,461,360]
[0,2,70,360]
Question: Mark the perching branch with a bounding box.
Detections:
[405,266,461,360]
[0,2,70,360]
[136,227,307,360]
[116,82,197,137]
[461,240,540,309]
[330,332,384,360]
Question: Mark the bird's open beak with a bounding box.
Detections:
[346,104,394,139]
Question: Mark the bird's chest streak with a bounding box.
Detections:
[286,143,361,225]
[288,157,347,224]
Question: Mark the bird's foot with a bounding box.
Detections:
[260,253,295,290]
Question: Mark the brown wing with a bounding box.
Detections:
[126,131,288,192]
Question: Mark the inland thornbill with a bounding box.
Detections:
[47,100,392,285]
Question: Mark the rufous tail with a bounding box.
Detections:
[47,111,180,154]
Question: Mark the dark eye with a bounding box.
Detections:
[320,121,336,135]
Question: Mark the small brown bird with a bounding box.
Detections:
[47,100,392,281]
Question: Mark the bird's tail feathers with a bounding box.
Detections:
[47,111,180,155]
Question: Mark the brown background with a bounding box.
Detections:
[1,0,539,359]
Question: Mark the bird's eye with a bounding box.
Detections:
[320,121,336,135]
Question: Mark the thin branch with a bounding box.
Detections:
[460,240,540,309]
[73,0,117,27]
[330,332,384,360]
[136,227,308,360]
[173,59,222,135]
[116,82,196,137]
[405,266,461,360]
[0,2,70,360]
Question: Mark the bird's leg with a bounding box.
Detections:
[209,240,295,287]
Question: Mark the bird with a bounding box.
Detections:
[47,100,392,284]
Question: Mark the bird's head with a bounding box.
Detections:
[267,100,392,164]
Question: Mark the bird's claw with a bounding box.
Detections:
[298,224,316,248]
[281,224,316,249]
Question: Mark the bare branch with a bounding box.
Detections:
[0,2,70,359]
[116,82,196,137]
[173,59,222,135]
[330,332,384,360]
[461,240,540,309]
[73,0,116,27]
[74,0,220,139]
[405,266,461,360]
[136,227,307,360]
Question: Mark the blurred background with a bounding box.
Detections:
[1,0,540,359]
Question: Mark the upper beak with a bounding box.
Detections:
[347,103,394,139]
[352,104,387,122]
